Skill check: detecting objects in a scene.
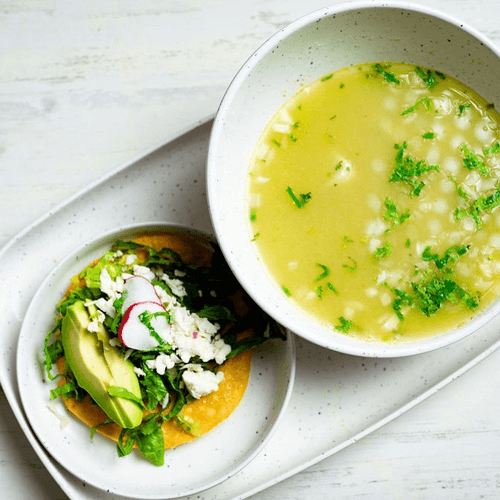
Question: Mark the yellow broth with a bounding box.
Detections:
[247,62,500,342]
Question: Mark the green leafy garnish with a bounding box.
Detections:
[286,186,312,208]
[461,144,489,176]
[372,63,400,84]
[415,66,446,89]
[375,242,392,259]
[422,132,435,140]
[411,275,478,317]
[458,102,471,115]
[389,142,439,196]
[342,256,357,273]
[483,142,500,156]
[454,186,500,228]
[334,316,353,333]
[401,97,432,116]
[383,197,411,228]
[390,287,414,321]
[316,263,330,281]
[421,244,470,270]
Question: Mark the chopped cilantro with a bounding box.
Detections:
[458,102,471,115]
[321,73,334,81]
[250,209,257,222]
[401,97,432,116]
[405,238,411,248]
[375,241,392,259]
[334,316,353,333]
[389,142,440,196]
[422,132,435,139]
[390,287,414,321]
[484,142,500,156]
[288,133,297,142]
[315,285,324,299]
[415,66,446,89]
[286,186,312,208]
[421,244,470,270]
[383,197,411,227]
[342,256,357,273]
[372,63,400,84]
[461,144,489,176]
[272,139,281,148]
[282,286,291,297]
[412,275,478,317]
[455,186,500,228]
[316,263,330,281]
[327,282,339,294]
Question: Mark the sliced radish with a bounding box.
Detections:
[121,276,162,314]
[119,301,172,350]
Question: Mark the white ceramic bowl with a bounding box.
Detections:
[207,1,500,357]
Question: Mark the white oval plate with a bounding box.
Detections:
[16,222,296,499]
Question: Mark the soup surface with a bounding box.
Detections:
[247,62,500,342]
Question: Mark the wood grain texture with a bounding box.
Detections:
[1,1,500,498]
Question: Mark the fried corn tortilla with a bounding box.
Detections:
[57,230,253,449]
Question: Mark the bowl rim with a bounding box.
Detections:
[207,1,500,357]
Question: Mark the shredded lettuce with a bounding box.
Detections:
[43,238,285,466]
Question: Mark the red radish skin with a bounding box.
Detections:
[119,301,171,350]
[121,276,162,314]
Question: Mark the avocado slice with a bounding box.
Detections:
[61,300,143,429]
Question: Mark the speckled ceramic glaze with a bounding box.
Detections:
[207,1,500,357]
[16,221,296,498]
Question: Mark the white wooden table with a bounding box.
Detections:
[1,1,500,498]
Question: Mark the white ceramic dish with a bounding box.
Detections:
[207,1,500,357]
[3,119,500,500]
[16,222,296,499]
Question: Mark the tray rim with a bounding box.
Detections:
[2,114,500,500]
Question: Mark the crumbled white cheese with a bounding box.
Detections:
[133,264,156,281]
[100,268,124,300]
[134,366,146,377]
[182,367,225,399]
[125,253,137,265]
[160,272,186,298]
[92,297,116,318]
[146,352,180,375]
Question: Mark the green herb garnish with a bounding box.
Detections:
[415,66,446,89]
[286,186,312,208]
[335,316,353,333]
[461,144,489,176]
[372,63,400,84]
[454,186,500,228]
[458,102,471,115]
[383,197,411,227]
[342,256,357,273]
[401,97,432,116]
[484,142,500,156]
[421,244,470,270]
[375,242,392,259]
[389,142,440,196]
[316,263,330,281]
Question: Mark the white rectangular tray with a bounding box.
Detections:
[2,117,500,500]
